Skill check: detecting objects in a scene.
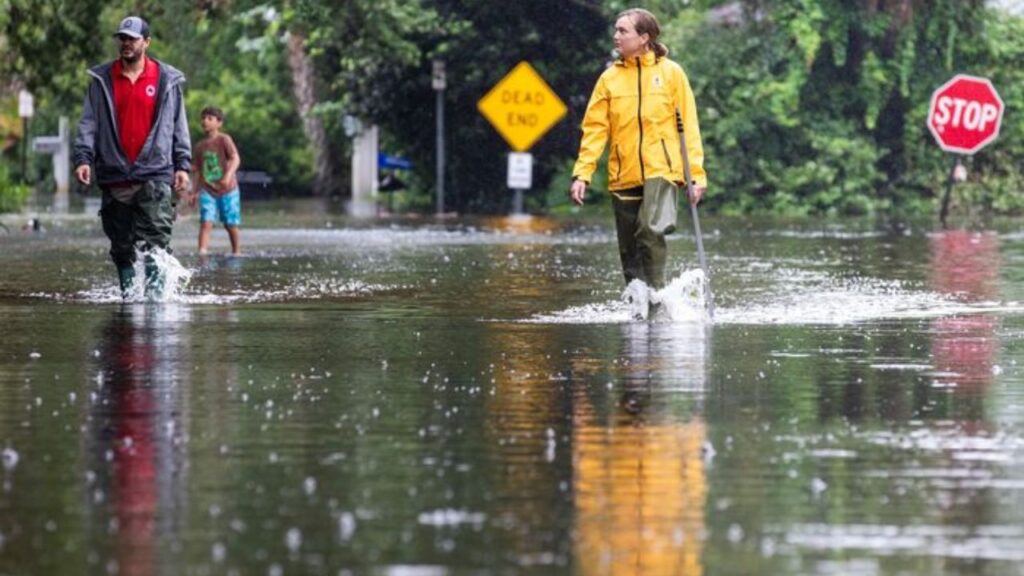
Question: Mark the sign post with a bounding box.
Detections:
[926,74,1004,225]
[477,62,567,215]
[433,60,447,215]
[31,116,70,213]
[506,152,533,214]
[18,90,34,183]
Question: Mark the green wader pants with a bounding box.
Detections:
[99,181,176,298]
[612,184,670,290]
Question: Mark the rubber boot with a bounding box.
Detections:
[117,267,136,300]
[144,257,165,300]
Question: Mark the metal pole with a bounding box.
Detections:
[436,89,445,215]
[939,155,959,229]
[676,108,714,319]
[18,90,33,183]
[433,60,447,216]
[21,118,28,183]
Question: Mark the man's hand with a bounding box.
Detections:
[173,170,190,194]
[570,179,588,206]
[75,165,91,186]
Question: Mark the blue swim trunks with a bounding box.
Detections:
[199,188,241,226]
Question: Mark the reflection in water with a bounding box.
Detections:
[573,323,708,575]
[89,305,190,576]
[928,231,1000,397]
[479,214,566,235]
[928,231,999,300]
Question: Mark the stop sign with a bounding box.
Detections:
[927,74,1004,154]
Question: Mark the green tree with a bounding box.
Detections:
[375,0,607,212]
[663,0,1021,216]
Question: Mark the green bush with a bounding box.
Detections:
[0,162,31,213]
[657,2,1024,217]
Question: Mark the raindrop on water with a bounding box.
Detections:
[1,448,19,471]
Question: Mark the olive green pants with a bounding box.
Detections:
[612,186,669,289]
[99,181,176,296]
[100,181,176,268]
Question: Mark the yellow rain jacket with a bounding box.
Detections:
[573,51,707,192]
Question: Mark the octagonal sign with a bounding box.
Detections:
[927,74,1004,155]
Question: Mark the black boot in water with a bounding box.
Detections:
[117,267,136,300]
[144,258,165,300]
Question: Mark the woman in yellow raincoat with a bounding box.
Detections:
[570,8,707,291]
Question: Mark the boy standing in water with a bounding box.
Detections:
[190,106,242,255]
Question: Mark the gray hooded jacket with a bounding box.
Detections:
[73,58,191,186]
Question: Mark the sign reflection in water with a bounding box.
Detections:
[928,231,999,403]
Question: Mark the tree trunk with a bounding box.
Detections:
[285,29,339,196]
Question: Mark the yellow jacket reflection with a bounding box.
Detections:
[572,51,707,191]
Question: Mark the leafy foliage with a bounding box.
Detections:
[663,0,1020,216]
[0,161,30,213]
[1,0,1023,215]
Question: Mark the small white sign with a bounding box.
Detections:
[507,152,533,189]
[32,136,62,154]
[18,90,34,118]
[432,60,447,91]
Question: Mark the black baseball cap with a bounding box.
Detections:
[114,16,150,39]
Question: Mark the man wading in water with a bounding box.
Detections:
[74,16,192,299]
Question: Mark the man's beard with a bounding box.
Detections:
[121,50,142,64]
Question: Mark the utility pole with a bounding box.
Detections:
[432,60,446,215]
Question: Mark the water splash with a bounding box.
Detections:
[35,274,391,305]
[142,247,194,303]
[651,270,711,323]
[715,271,1023,325]
[526,269,710,324]
[64,247,194,303]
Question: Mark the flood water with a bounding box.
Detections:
[2,205,1024,575]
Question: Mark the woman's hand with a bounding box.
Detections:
[570,179,588,206]
[689,184,706,206]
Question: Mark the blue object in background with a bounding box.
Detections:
[378,153,413,171]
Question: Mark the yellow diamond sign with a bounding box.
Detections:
[477,61,567,152]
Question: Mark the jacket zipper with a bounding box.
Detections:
[87,69,127,167]
[89,64,181,171]
[636,57,645,182]
[614,145,622,181]
[660,138,673,170]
